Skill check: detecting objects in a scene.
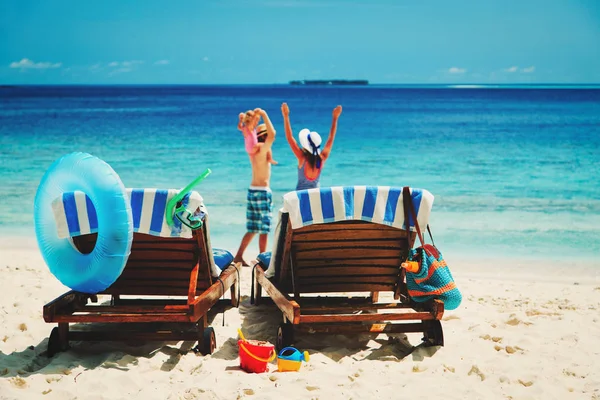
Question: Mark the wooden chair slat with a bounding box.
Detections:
[118,261,198,270]
[294,283,395,293]
[292,241,404,253]
[296,266,400,277]
[295,248,402,260]
[103,283,211,296]
[293,230,406,242]
[293,259,402,268]
[115,269,207,281]
[294,221,399,232]
[297,275,398,285]
[127,251,197,262]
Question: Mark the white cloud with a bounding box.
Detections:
[108,67,132,76]
[522,66,535,73]
[504,66,518,73]
[202,56,209,62]
[154,59,170,65]
[448,67,466,74]
[108,60,144,67]
[122,60,143,67]
[9,58,62,69]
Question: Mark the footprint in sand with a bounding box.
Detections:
[494,345,524,354]
[526,309,561,317]
[468,365,485,381]
[443,364,455,373]
[518,379,534,387]
[505,314,532,326]
[348,371,361,381]
[480,334,503,343]
[412,364,428,373]
[562,369,586,379]
[10,376,27,388]
[443,315,460,321]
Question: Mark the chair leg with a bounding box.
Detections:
[230,278,239,307]
[422,320,444,347]
[276,321,294,352]
[254,280,262,305]
[48,323,70,357]
[58,323,69,348]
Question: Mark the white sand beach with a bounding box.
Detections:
[1,239,599,400]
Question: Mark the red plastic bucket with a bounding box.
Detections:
[238,339,276,373]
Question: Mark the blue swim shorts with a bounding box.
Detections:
[246,188,273,234]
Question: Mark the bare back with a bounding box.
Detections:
[249,143,272,187]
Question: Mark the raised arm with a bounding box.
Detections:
[255,108,276,149]
[237,113,245,132]
[321,105,342,160]
[281,103,304,160]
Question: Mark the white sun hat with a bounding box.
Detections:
[298,128,322,154]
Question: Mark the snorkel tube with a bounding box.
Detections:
[165,168,211,229]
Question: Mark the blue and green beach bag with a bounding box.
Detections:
[402,187,462,311]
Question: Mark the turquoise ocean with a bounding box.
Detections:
[1,85,599,262]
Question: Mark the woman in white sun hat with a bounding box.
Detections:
[281,102,342,190]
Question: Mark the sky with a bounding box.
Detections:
[1,0,599,84]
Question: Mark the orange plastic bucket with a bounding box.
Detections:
[238,339,276,373]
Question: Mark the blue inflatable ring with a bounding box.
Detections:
[34,152,133,294]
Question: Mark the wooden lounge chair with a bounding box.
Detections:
[252,186,444,351]
[43,189,240,356]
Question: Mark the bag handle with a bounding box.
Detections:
[426,225,436,247]
[402,186,425,247]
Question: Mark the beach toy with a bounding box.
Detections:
[165,169,211,229]
[238,329,276,374]
[244,126,258,154]
[34,152,133,294]
[277,347,309,372]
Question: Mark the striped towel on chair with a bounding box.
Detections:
[282,186,434,231]
[52,189,206,239]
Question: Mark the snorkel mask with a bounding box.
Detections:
[166,168,211,230]
[174,201,205,230]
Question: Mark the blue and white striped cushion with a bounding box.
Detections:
[282,186,434,231]
[52,189,206,239]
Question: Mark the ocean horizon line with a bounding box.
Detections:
[2,83,600,89]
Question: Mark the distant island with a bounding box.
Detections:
[289,79,369,86]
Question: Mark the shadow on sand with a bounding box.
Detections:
[1,294,440,379]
